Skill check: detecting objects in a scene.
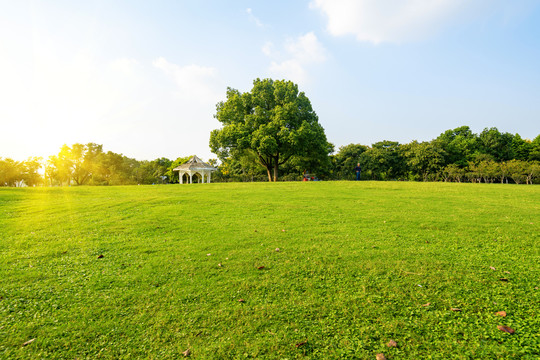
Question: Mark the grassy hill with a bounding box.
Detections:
[1,182,539,359]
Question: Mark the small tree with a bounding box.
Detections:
[507,160,527,184]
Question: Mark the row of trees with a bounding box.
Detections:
[327,126,540,183]
[1,126,539,187]
[0,144,197,187]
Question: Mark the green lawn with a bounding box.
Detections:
[1,182,539,359]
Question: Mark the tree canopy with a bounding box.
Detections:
[209,78,332,182]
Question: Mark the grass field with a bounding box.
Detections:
[1,181,539,359]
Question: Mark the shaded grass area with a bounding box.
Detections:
[1,182,539,359]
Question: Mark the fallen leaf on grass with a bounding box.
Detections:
[451,308,462,312]
[497,325,515,334]
[97,254,104,259]
[206,253,211,256]
[504,271,510,274]
[489,266,496,270]
[495,311,507,317]
[422,302,431,307]
[22,338,35,346]
[257,266,265,270]
[275,248,280,252]
[376,353,387,360]
[499,278,509,282]
[238,299,245,303]
[218,263,222,267]
[387,339,397,347]
[182,349,191,357]
[282,229,286,232]
[295,340,307,347]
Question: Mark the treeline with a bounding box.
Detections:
[214,126,540,184]
[1,126,539,186]
[0,144,200,187]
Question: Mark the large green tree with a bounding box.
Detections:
[209,78,332,182]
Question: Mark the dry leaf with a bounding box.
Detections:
[499,278,509,282]
[387,339,397,347]
[206,253,211,256]
[422,302,431,307]
[495,311,507,317]
[97,254,104,259]
[295,340,307,347]
[451,308,462,312]
[376,353,387,360]
[497,325,515,334]
[182,349,191,357]
[504,271,510,274]
[218,263,222,267]
[489,266,496,270]
[238,299,245,303]
[282,229,286,232]
[275,248,280,252]
[22,338,35,346]
[257,266,265,270]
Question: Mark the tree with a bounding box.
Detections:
[529,135,540,161]
[0,158,23,186]
[511,134,532,161]
[47,143,104,185]
[435,126,478,167]
[359,141,405,180]
[525,161,540,184]
[332,144,368,180]
[403,141,446,181]
[22,157,43,186]
[443,164,466,183]
[210,78,331,182]
[506,160,528,184]
[478,127,515,161]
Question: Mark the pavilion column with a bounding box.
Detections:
[189,173,193,184]
[201,172,205,183]
[180,172,183,184]
[208,172,211,183]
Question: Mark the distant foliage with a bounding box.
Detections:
[328,127,540,184]
[1,126,539,186]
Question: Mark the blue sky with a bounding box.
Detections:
[1,0,539,161]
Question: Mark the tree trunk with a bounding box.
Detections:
[266,166,272,182]
[273,156,279,182]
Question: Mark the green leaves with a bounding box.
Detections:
[210,78,330,181]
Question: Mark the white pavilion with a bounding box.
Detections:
[173,156,217,184]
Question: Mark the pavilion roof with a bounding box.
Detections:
[173,155,216,172]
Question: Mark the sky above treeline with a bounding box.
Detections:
[1,0,540,161]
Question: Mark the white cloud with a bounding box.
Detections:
[153,57,220,104]
[262,41,274,57]
[264,32,327,84]
[246,8,264,28]
[310,0,487,43]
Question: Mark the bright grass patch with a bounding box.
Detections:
[1,182,539,359]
